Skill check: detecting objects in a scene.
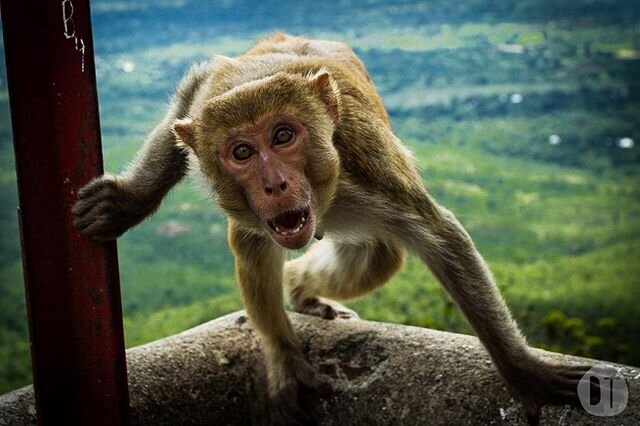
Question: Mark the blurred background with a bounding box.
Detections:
[1,0,639,394]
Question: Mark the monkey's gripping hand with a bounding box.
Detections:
[505,358,599,425]
[72,174,160,240]
[269,353,332,426]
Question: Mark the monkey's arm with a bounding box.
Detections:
[421,207,591,423]
[228,220,330,425]
[73,62,212,240]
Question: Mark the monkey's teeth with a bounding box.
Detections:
[272,221,305,236]
[269,206,310,237]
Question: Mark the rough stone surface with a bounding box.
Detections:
[1,311,638,425]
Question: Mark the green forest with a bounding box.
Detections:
[1,0,639,394]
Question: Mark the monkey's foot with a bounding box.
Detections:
[294,297,359,320]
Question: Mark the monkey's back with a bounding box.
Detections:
[201,33,389,127]
[245,32,367,75]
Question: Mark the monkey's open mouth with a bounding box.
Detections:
[267,207,309,236]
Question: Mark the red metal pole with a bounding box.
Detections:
[0,1,131,425]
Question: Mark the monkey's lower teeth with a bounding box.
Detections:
[270,209,309,236]
[273,222,305,236]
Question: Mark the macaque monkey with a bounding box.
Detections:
[73,33,594,424]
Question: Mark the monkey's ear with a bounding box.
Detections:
[173,117,196,149]
[307,71,341,123]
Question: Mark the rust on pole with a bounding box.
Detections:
[0,0,131,425]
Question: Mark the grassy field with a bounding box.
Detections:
[0,0,638,393]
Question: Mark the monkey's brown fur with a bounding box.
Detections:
[74,33,594,425]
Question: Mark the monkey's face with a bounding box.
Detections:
[219,115,317,249]
[173,71,341,249]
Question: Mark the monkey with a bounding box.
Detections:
[73,33,596,425]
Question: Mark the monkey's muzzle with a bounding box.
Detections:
[265,206,314,249]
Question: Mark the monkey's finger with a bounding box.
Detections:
[76,180,101,198]
[74,215,108,235]
[72,201,92,217]
[73,189,119,216]
[568,363,594,372]
[72,186,117,216]
[73,213,99,232]
[72,191,101,215]
[563,364,596,378]
[75,186,108,206]
[549,371,582,387]
[77,176,119,198]
[73,204,114,230]
[78,216,123,241]
[72,195,110,217]
[336,309,359,320]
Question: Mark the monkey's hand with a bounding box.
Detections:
[505,358,599,425]
[269,353,332,426]
[72,174,160,240]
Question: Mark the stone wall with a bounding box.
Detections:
[1,311,638,425]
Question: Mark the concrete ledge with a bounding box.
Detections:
[1,311,638,425]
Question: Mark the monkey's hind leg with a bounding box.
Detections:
[284,238,404,320]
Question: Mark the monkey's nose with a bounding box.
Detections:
[265,180,288,196]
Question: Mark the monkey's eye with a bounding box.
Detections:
[273,127,293,145]
[232,144,254,161]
